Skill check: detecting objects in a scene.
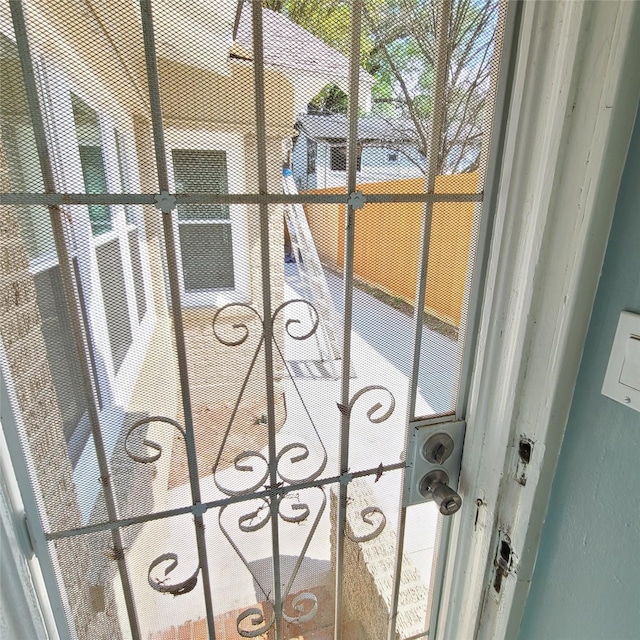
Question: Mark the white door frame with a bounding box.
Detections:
[163,127,251,307]
[438,1,640,638]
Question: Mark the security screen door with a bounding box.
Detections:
[0,1,509,639]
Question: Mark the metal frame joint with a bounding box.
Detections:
[347,190,365,210]
[191,503,207,518]
[154,191,177,213]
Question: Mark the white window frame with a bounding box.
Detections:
[23,58,157,521]
[40,80,156,409]
[0,418,57,640]
[0,364,67,640]
[437,2,640,638]
[164,127,251,307]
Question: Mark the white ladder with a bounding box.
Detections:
[282,169,342,362]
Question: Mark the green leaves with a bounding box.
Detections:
[262,0,500,174]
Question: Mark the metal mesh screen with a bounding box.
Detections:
[0,1,507,638]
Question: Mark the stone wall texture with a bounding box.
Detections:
[330,479,429,640]
[0,151,122,639]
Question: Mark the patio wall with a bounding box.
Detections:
[330,479,428,640]
[302,173,478,328]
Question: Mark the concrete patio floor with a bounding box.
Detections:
[137,264,457,638]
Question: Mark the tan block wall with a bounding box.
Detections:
[330,479,429,640]
[0,158,122,639]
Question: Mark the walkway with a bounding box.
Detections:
[285,262,459,416]
[140,264,458,638]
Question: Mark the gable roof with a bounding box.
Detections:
[297,113,420,145]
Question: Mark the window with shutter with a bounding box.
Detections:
[171,149,235,291]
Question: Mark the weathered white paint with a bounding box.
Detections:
[0,351,72,639]
[437,1,640,638]
[0,423,56,640]
[519,89,640,640]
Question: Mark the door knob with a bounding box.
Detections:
[419,470,462,515]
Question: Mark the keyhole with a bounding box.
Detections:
[423,432,455,464]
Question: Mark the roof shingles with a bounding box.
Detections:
[235,6,373,85]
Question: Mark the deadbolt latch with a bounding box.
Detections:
[404,419,465,512]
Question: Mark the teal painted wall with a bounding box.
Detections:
[519,106,640,639]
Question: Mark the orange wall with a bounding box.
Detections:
[303,173,478,327]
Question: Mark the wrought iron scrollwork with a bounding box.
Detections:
[276,441,327,485]
[337,384,396,423]
[219,487,327,634]
[278,493,310,523]
[345,506,387,543]
[283,591,318,624]
[272,298,320,343]
[237,499,271,533]
[138,297,395,628]
[338,386,396,544]
[124,416,186,464]
[211,299,329,496]
[211,302,263,347]
[237,604,274,638]
[147,552,199,596]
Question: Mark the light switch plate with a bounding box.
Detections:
[602,311,640,412]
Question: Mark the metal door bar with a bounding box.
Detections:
[4,1,497,638]
[9,2,142,638]
[138,1,217,638]
[46,460,406,541]
[0,192,483,206]
[334,2,362,638]
[388,1,452,638]
[250,1,284,637]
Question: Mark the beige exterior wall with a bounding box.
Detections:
[159,58,295,137]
